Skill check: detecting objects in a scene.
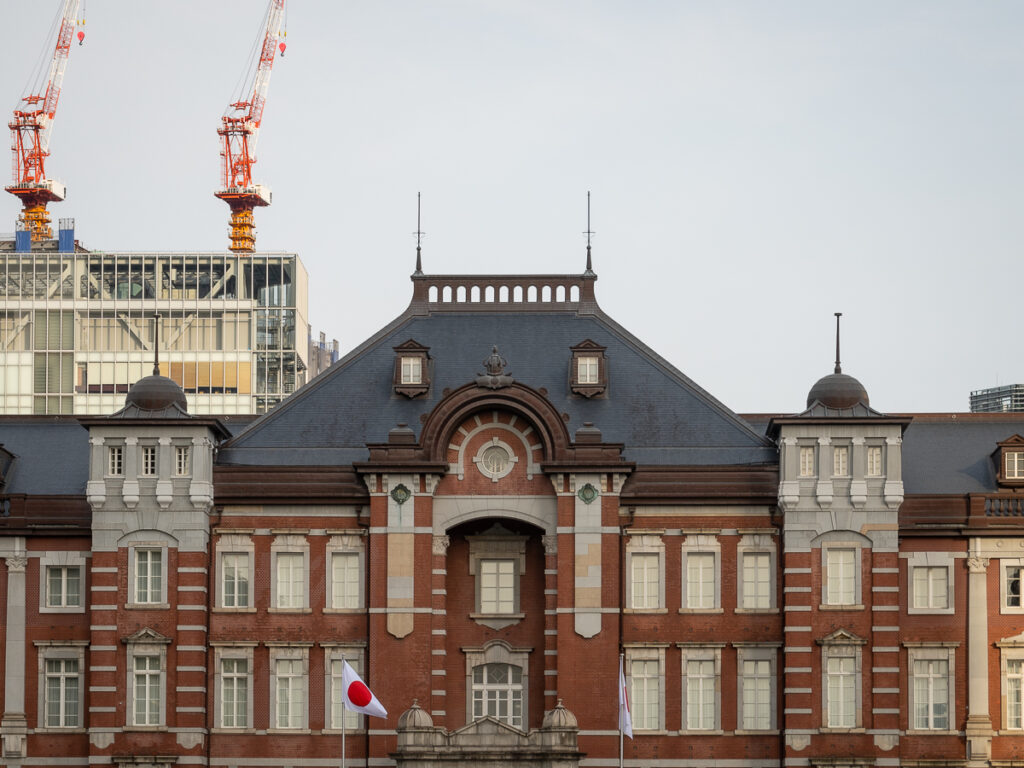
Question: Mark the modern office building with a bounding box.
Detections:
[1,258,1024,768]
[0,220,309,415]
[970,384,1024,413]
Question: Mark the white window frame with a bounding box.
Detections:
[832,445,850,477]
[212,643,256,731]
[34,641,87,732]
[799,445,815,477]
[124,631,170,729]
[1007,451,1024,480]
[141,445,157,476]
[464,640,531,730]
[905,642,956,733]
[326,534,365,612]
[1001,559,1024,615]
[270,534,310,612]
[680,535,721,613]
[1000,636,1024,731]
[324,644,367,732]
[679,644,723,733]
[175,445,191,476]
[819,630,865,731]
[268,644,311,732]
[39,551,86,614]
[624,644,666,733]
[625,533,665,612]
[215,533,255,612]
[905,552,955,615]
[471,662,525,729]
[127,544,168,609]
[468,533,526,629]
[736,643,779,733]
[866,444,884,477]
[821,543,862,609]
[108,445,124,476]
[577,355,600,385]
[737,534,777,612]
[400,356,422,385]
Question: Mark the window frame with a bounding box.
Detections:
[799,445,815,477]
[215,533,255,612]
[866,444,884,477]
[1001,559,1024,615]
[624,644,667,733]
[174,444,191,477]
[467,532,527,629]
[680,535,722,613]
[324,644,367,733]
[270,534,310,613]
[678,643,724,733]
[141,444,157,476]
[735,643,779,733]
[108,445,124,477]
[626,532,666,613]
[906,552,955,615]
[34,641,87,732]
[463,640,531,730]
[123,629,171,730]
[569,339,608,398]
[821,543,862,609]
[905,642,957,734]
[392,339,431,398]
[127,544,168,609]
[268,644,311,732]
[39,551,86,614]
[471,662,525,729]
[212,643,256,732]
[325,534,365,612]
[819,630,865,732]
[832,444,850,477]
[736,534,777,613]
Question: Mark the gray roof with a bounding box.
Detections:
[220,300,776,467]
[900,415,1024,494]
[0,420,91,495]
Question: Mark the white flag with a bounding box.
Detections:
[341,660,388,718]
[619,656,633,739]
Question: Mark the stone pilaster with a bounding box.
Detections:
[1,541,28,763]
[965,550,992,763]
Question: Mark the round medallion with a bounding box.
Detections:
[577,483,599,504]
[390,483,411,505]
[473,438,519,482]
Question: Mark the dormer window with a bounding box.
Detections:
[570,340,607,398]
[996,435,1024,486]
[392,339,430,398]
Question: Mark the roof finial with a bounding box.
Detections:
[413,192,424,275]
[583,190,594,274]
[153,313,162,376]
[834,312,842,374]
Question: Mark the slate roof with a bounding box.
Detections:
[0,419,91,495]
[219,279,777,468]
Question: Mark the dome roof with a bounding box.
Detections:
[806,372,869,410]
[397,700,434,730]
[541,699,578,729]
[125,374,188,413]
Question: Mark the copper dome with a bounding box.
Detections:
[806,372,869,409]
[124,374,188,412]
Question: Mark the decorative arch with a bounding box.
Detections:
[419,382,572,465]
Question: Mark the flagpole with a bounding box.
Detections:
[619,652,624,768]
[341,706,346,768]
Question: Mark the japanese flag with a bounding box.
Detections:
[341,660,388,718]
[619,656,633,739]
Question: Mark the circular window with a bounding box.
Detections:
[473,439,518,482]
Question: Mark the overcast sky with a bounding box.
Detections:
[2,1,1022,414]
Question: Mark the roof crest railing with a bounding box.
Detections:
[409,272,598,314]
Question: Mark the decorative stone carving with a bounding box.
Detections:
[874,733,899,751]
[4,555,27,573]
[432,535,451,556]
[786,733,811,751]
[542,535,558,556]
[968,556,990,573]
[475,346,514,389]
[90,730,115,749]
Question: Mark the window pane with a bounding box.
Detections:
[687,553,715,608]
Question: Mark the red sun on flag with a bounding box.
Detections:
[347,679,372,707]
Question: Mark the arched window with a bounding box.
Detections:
[472,663,523,729]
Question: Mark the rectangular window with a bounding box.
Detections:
[479,559,515,614]
[275,658,305,729]
[400,356,422,385]
[222,553,250,608]
[142,446,157,476]
[833,446,849,476]
[577,356,600,385]
[826,656,856,728]
[1008,565,1022,608]
[276,552,305,609]
[631,552,660,609]
[108,446,123,476]
[867,445,883,476]
[741,659,772,730]
[912,659,949,730]
[135,549,163,604]
[912,566,949,610]
[825,548,856,605]
[686,659,716,730]
[44,658,80,728]
[331,552,360,610]
[175,446,190,476]
[472,663,523,729]
[630,659,661,731]
[221,658,249,728]
[799,446,815,477]
[46,566,81,608]
[686,553,715,609]
[1009,659,1024,729]
[741,552,771,609]
[1007,452,1024,480]
[133,655,161,726]
[330,657,361,730]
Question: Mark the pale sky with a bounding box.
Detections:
[2,1,1022,414]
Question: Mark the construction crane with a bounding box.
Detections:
[6,0,85,241]
[215,0,287,253]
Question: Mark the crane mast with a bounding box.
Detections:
[6,0,84,241]
[215,0,286,253]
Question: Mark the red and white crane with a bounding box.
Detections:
[215,0,287,253]
[6,0,85,241]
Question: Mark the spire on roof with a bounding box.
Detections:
[153,312,161,376]
[413,192,424,275]
[834,312,842,374]
[583,190,595,275]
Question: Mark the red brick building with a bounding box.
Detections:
[1,266,1023,768]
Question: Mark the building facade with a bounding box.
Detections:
[0,220,309,415]
[1,264,1024,768]
[971,385,1024,414]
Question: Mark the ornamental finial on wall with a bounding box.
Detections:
[476,346,514,389]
